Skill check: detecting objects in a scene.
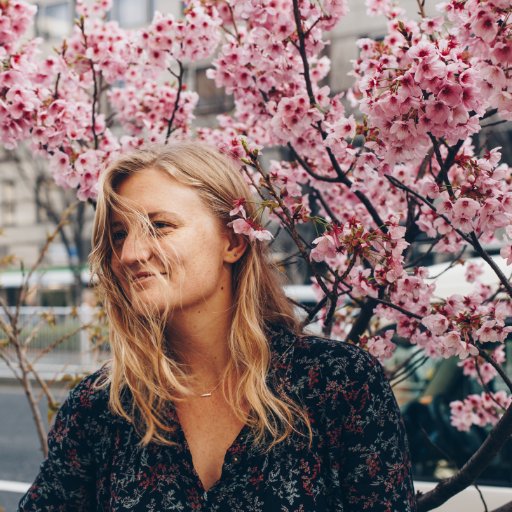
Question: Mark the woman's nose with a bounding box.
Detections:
[119,231,152,266]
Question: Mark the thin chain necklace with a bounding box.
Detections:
[198,379,223,398]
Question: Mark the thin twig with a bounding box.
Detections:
[79,18,100,149]
[389,348,424,379]
[30,322,92,365]
[477,345,512,393]
[310,188,341,225]
[165,60,184,144]
[391,356,430,387]
[291,0,315,105]
[287,144,340,183]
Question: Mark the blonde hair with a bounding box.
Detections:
[90,142,312,450]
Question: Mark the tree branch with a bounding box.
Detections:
[165,60,184,144]
[417,401,512,511]
[291,0,315,105]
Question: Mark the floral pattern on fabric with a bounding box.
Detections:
[19,326,416,511]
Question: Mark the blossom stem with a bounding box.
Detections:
[310,188,341,225]
[291,0,315,106]
[287,144,340,183]
[390,355,430,387]
[469,232,512,297]
[474,356,508,414]
[165,60,184,144]
[477,345,512,393]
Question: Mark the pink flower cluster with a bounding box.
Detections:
[458,346,505,385]
[442,0,512,119]
[411,144,512,251]
[109,80,198,141]
[311,218,409,301]
[0,0,42,150]
[352,0,511,167]
[360,330,396,362]
[0,0,37,53]
[228,198,273,242]
[450,391,511,431]
[354,35,487,164]
[64,18,137,84]
[140,3,221,66]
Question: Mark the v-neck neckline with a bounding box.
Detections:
[169,405,252,493]
[166,324,297,493]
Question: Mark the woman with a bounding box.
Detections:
[19,143,416,511]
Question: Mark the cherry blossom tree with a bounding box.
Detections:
[1,0,511,509]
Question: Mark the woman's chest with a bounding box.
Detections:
[97,420,343,511]
[174,398,248,491]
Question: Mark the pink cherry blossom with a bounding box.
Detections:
[228,218,273,242]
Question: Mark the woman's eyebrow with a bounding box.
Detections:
[110,220,124,229]
[147,211,184,222]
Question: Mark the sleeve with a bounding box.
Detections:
[17,376,104,511]
[337,349,417,511]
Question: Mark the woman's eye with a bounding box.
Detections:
[152,221,175,233]
[112,230,127,244]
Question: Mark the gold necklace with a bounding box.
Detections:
[199,379,223,398]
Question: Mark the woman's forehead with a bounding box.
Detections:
[110,209,184,226]
[111,168,205,216]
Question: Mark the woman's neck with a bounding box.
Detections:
[166,307,232,383]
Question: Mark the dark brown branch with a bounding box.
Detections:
[300,294,329,329]
[291,0,315,105]
[290,5,388,232]
[389,348,424,379]
[469,232,512,298]
[417,401,512,511]
[303,17,323,39]
[322,276,340,337]
[478,345,512,392]
[165,60,184,144]
[79,18,100,149]
[347,297,377,342]
[481,120,509,129]
[287,143,340,183]
[310,188,340,225]
[391,356,430,387]
[13,342,48,457]
[385,174,473,244]
[481,108,498,120]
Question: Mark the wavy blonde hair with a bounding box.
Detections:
[90,142,312,450]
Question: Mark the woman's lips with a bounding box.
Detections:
[132,272,167,282]
[134,272,154,281]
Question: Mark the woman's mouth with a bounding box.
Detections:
[133,272,166,283]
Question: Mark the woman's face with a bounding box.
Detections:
[109,167,237,318]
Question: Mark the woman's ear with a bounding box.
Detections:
[223,230,248,263]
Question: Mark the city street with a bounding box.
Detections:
[0,385,60,511]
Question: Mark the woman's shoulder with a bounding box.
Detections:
[60,365,112,419]
[292,333,383,382]
[288,333,395,406]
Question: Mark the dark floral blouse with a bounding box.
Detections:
[19,326,417,511]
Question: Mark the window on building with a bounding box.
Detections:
[111,0,153,28]
[35,1,72,39]
[1,180,16,227]
[195,67,234,115]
